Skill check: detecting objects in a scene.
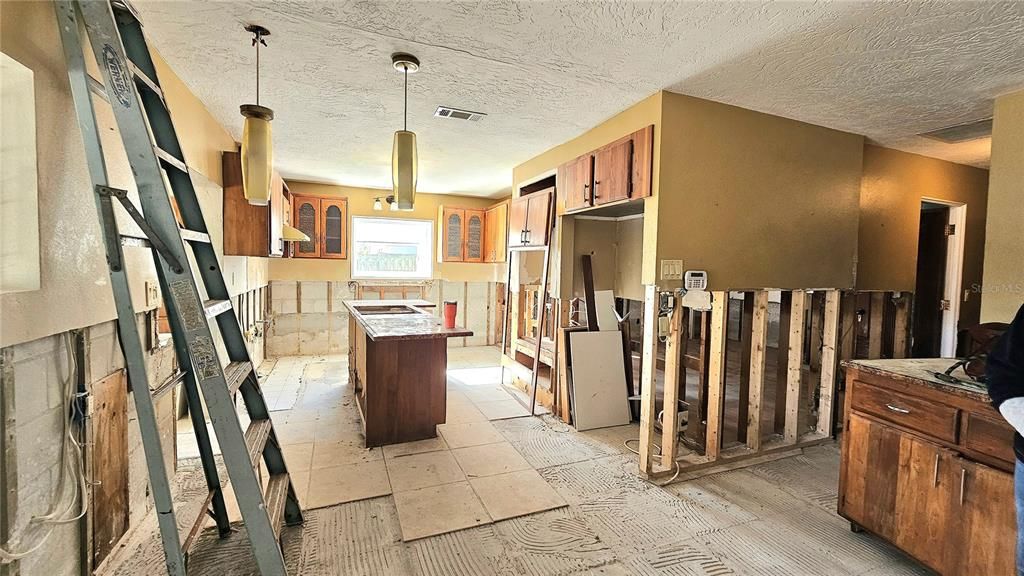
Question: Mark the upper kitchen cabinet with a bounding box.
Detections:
[292,194,348,259]
[508,188,552,248]
[439,201,507,263]
[557,124,654,213]
[222,151,290,257]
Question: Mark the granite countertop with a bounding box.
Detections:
[845,358,990,402]
[343,299,473,342]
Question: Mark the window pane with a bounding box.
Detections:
[351,217,433,279]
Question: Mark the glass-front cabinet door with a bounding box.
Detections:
[320,199,348,259]
[442,208,465,262]
[293,196,320,258]
[464,209,484,262]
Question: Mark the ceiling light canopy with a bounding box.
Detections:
[240,24,273,206]
[391,53,419,211]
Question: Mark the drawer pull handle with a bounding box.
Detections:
[933,453,940,487]
[885,404,910,414]
[959,468,967,506]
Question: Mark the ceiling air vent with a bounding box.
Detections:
[918,118,993,143]
[434,106,486,122]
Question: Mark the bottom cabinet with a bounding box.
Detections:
[955,459,1015,576]
[893,434,958,574]
[842,414,903,540]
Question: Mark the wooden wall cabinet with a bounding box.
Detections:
[222,151,290,257]
[508,188,552,248]
[292,194,348,259]
[839,364,1015,576]
[439,201,507,263]
[557,124,654,214]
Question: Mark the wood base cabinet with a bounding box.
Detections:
[839,362,1016,576]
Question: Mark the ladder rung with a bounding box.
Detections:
[264,473,290,540]
[243,419,272,468]
[225,361,252,394]
[155,147,189,174]
[179,229,211,244]
[88,75,109,102]
[181,489,216,553]
[203,299,232,318]
[127,61,165,100]
[120,234,151,248]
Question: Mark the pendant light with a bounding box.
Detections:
[391,53,419,210]
[240,25,273,206]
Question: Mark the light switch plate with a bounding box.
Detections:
[145,281,159,308]
[661,259,683,280]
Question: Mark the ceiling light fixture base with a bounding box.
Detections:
[244,24,271,38]
[240,104,274,121]
[392,53,420,73]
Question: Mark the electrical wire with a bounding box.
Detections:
[0,333,89,562]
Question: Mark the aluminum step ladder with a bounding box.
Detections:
[54,1,302,574]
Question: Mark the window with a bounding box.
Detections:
[351,217,433,279]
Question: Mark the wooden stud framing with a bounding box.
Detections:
[704,292,729,461]
[868,292,885,359]
[660,300,684,468]
[686,312,711,449]
[893,292,910,359]
[736,292,754,441]
[817,290,842,436]
[784,290,807,443]
[839,291,857,363]
[638,284,659,475]
[809,292,823,370]
[774,291,792,432]
[746,290,770,451]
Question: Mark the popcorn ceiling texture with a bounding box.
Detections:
[134,1,1024,196]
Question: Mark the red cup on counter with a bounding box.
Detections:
[443,301,458,329]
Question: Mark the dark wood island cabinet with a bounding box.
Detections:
[839,359,1016,576]
[345,300,472,447]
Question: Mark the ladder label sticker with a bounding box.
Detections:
[169,279,204,330]
[190,335,220,381]
[102,44,132,108]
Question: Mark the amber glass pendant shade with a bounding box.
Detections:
[392,130,417,210]
[240,104,274,206]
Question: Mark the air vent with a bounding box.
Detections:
[918,118,993,143]
[434,106,486,122]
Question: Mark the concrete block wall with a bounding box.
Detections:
[265,280,503,357]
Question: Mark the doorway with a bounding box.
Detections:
[912,199,966,358]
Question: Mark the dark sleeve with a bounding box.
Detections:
[987,303,1024,409]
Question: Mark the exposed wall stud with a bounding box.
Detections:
[746,290,770,450]
[784,290,807,443]
[704,291,729,461]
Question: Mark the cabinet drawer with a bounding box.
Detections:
[851,381,959,443]
[962,412,1016,468]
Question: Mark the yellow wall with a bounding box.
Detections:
[981,89,1024,322]
[512,92,663,298]
[268,181,508,283]
[0,1,252,347]
[569,217,645,301]
[656,92,864,291]
[858,145,989,325]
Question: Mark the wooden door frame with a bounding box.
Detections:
[921,197,966,357]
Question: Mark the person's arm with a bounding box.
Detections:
[987,304,1024,432]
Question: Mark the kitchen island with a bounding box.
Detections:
[344,299,472,447]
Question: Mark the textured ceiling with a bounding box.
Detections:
[134,1,1024,197]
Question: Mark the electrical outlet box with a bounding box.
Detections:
[145,281,159,308]
[661,259,683,280]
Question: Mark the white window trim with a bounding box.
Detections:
[350,216,435,280]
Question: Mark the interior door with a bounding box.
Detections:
[840,413,903,540]
[912,203,948,357]
[92,370,130,567]
[442,207,465,261]
[292,196,320,258]
[525,190,552,246]
[593,137,633,205]
[954,458,1015,576]
[464,209,485,262]
[320,198,347,259]
[893,434,958,574]
[508,197,529,248]
[560,154,593,212]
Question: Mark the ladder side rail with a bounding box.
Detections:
[54,3,186,575]
[75,3,289,574]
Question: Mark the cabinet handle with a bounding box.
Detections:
[932,453,940,487]
[885,404,910,414]
[959,468,967,506]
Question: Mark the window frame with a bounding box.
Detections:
[350,216,435,280]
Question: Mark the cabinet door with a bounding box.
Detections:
[293,196,320,258]
[442,208,465,261]
[509,197,529,248]
[464,209,485,263]
[954,459,1015,576]
[593,137,633,205]
[560,154,593,212]
[525,190,552,246]
[484,203,507,262]
[893,434,958,574]
[840,413,903,540]
[320,198,347,259]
